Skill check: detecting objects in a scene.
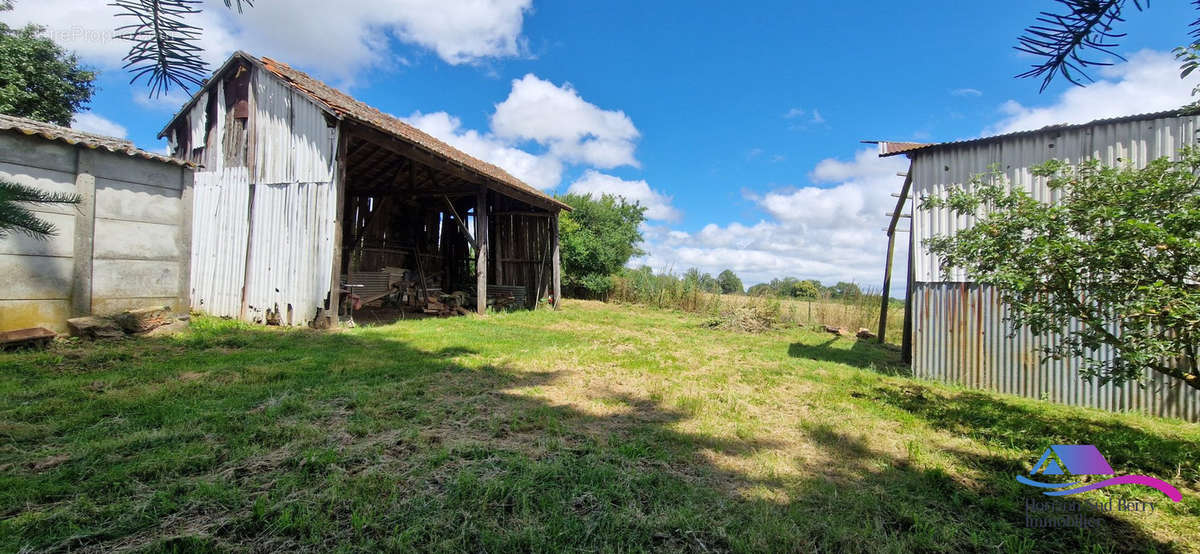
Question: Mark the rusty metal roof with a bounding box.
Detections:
[161,52,567,211]
[0,113,190,167]
[874,109,1187,158]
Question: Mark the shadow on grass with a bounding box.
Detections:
[0,320,1190,552]
[787,337,911,377]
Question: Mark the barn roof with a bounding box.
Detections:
[871,109,1187,158]
[0,113,190,167]
[160,51,567,211]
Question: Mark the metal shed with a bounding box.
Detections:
[876,110,1200,421]
[0,114,194,334]
[161,52,568,327]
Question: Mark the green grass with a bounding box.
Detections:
[1,300,1197,552]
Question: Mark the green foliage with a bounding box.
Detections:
[0,20,96,126]
[557,193,646,297]
[717,269,743,295]
[683,267,720,294]
[0,180,80,239]
[923,150,1200,390]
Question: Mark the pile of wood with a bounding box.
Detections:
[67,306,188,340]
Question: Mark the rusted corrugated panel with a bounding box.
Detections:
[911,112,1200,282]
[190,168,250,317]
[252,68,337,185]
[241,180,338,326]
[913,282,1200,421]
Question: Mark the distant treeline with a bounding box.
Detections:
[746,278,865,300]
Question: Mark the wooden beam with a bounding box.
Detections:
[494,212,504,286]
[494,211,551,217]
[475,187,489,314]
[328,124,348,325]
[878,165,914,343]
[552,212,561,309]
[442,195,478,251]
[346,124,484,186]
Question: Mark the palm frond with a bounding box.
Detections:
[0,181,81,240]
[1015,0,1144,92]
[111,0,254,98]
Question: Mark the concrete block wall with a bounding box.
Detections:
[0,132,193,333]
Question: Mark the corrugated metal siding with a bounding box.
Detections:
[910,113,1200,421]
[188,92,208,149]
[253,70,336,185]
[241,181,338,325]
[189,168,250,317]
[912,114,1200,282]
[913,283,1200,421]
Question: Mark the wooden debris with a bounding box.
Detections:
[113,306,171,333]
[0,327,56,350]
[856,328,877,340]
[68,316,125,340]
[822,325,850,337]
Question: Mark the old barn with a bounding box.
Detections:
[876,110,1200,420]
[162,52,568,327]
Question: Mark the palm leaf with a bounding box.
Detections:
[0,180,81,240]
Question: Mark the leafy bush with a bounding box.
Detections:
[557,193,646,298]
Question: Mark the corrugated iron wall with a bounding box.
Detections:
[910,113,1200,420]
[190,168,250,318]
[242,181,337,325]
[913,283,1200,421]
[187,67,340,326]
[912,114,1200,281]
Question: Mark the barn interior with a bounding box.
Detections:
[338,123,559,321]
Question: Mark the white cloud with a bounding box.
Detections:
[783,106,827,129]
[951,88,983,97]
[491,74,640,169]
[567,170,680,222]
[403,110,563,190]
[632,148,910,288]
[783,108,805,119]
[70,112,127,139]
[2,0,532,83]
[989,49,1195,135]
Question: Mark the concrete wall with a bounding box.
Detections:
[0,132,193,333]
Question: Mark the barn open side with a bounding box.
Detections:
[161,52,569,327]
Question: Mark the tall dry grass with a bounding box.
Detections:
[609,270,906,343]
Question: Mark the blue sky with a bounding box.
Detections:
[5,1,1198,288]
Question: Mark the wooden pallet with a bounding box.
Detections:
[0,327,56,350]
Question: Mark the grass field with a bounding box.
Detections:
[1,300,1198,552]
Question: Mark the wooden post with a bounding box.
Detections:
[551,212,561,309]
[475,187,489,314]
[494,213,504,287]
[877,164,914,343]
[328,124,348,324]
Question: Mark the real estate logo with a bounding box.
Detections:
[1016,444,1181,502]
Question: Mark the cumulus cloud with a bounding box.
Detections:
[70,112,128,139]
[632,148,910,287]
[2,0,532,83]
[989,50,1194,135]
[567,170,680,222]
[404,110,563,190]
[492,74,641,169]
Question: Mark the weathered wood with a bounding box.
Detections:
[878,167,913,343]
[902,226,914,364]
[328,124,348,324]
[475,187,489,314]
[552,212,561,309]
[494,212,504,286]
[494,211,551,218]
[442,195,478,251]
[0,327,56,349]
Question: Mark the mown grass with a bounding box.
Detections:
[1,300,1197,552]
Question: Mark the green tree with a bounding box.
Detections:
[0,180,80,239]
[923,150,1200,391]
[0,17,96,125]
[557,193,646,298]
[717,269,742,295]
[830,281,861,299]
[795,279,821,298]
